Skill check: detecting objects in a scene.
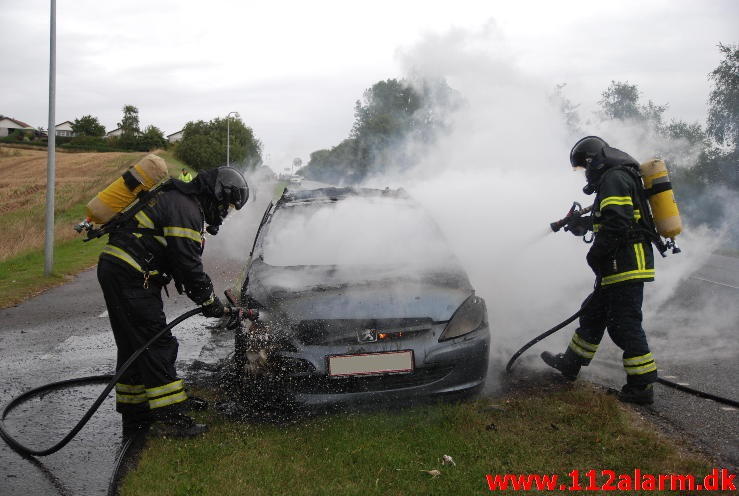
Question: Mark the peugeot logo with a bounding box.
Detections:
[357,329,378,343]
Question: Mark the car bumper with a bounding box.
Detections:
[272,325,490,407]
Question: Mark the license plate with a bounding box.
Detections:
[328,350,414,377]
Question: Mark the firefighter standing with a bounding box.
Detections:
[97,164,249,436]
[178,168,193,183]
[542,136,658,405]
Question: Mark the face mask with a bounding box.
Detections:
[585,165,601,186]
[200,196,223,235]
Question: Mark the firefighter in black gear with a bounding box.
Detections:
[97,165,249,436]
[542,136,658,405]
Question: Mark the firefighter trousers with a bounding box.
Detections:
[563,281,658,385]
[97,259,188,417]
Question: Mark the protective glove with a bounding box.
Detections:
[201,295,225,318]
[225,308,243,330]
[564,215,593,237]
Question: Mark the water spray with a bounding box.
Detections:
[505,282,739,408]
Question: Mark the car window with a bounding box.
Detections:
[261,197,454,266]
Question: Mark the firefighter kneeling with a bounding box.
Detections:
[97,161,249,437]
[542,136,658,405]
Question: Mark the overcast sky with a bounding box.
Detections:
[1,0,737,169]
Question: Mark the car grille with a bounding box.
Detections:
[295,318,434,346]
[286,365,453,394]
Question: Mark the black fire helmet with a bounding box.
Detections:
[213,167,249,211]
[570,136,609,169]
[172,166,249,234]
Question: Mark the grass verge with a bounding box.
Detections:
[0,149,186,308]
[155,149,195,176]
[0,236,107,308]
[121,384,712,496]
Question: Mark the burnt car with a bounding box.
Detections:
[237,187,489,406]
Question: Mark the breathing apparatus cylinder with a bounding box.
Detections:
[85,154,169,224]
[639,159,682,239]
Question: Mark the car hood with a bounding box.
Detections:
[246,260,473,322]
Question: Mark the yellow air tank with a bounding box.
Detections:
[86,154,169,224]
[639,159,681,239]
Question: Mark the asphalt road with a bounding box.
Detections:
[0,225,736,495]
[0,184,271,496]
[501,253,739,469]
[593,254,738,470]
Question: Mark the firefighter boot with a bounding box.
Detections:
[149,411,208,438]
[618,384,654,405]
[121,411,152,439]
[540,352,581,381]
[181,395,209,412]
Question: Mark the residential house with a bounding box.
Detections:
[105,127,123,139]
[55,121,75,137]
[0,115,34,137]
[106,127,142,139]
[167,129,183,143]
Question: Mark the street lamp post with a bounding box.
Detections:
[44,0,56,276]
[226,111,239,167]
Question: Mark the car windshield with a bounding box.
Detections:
[262,196,454,267]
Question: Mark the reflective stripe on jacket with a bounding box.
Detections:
[99,189,214,304]
[589,167,655,286]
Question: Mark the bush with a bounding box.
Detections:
[175,117,262,170]
[68,135,108,148]
[1,130,32,142]
[58,142,124,152]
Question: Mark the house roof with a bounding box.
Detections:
[0,115,33,129]
[106,127,143,136]
[166,130,183,138]
[55,121,74,127]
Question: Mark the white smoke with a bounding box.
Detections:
[262,197,453,267]
[208,23,737,386]
[361,25,738,372]
[199,167,279,296]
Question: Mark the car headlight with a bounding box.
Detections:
[439,295,486,342]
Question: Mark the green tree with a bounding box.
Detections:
[707,43,739,150]
[662,119,712,179]
[175,116,262,170]
[550,83,581,133]
[599,81,641,120]
[139,125,167,151]
[599,81,667,126]
[118,105,140,133]
[71,115,105,137]
[351,79,422,138]
[117,105,141,150]
[303,78,457,183]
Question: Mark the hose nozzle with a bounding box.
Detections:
[74,218,93,233]
[550,202,593,234]
[550,219,567,233]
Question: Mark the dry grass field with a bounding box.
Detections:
[0,146,145,261]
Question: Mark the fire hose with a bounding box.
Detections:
[0,307,204,458]
[505,288,739,408]
[0,291,256,458]
[0,292,257,496]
